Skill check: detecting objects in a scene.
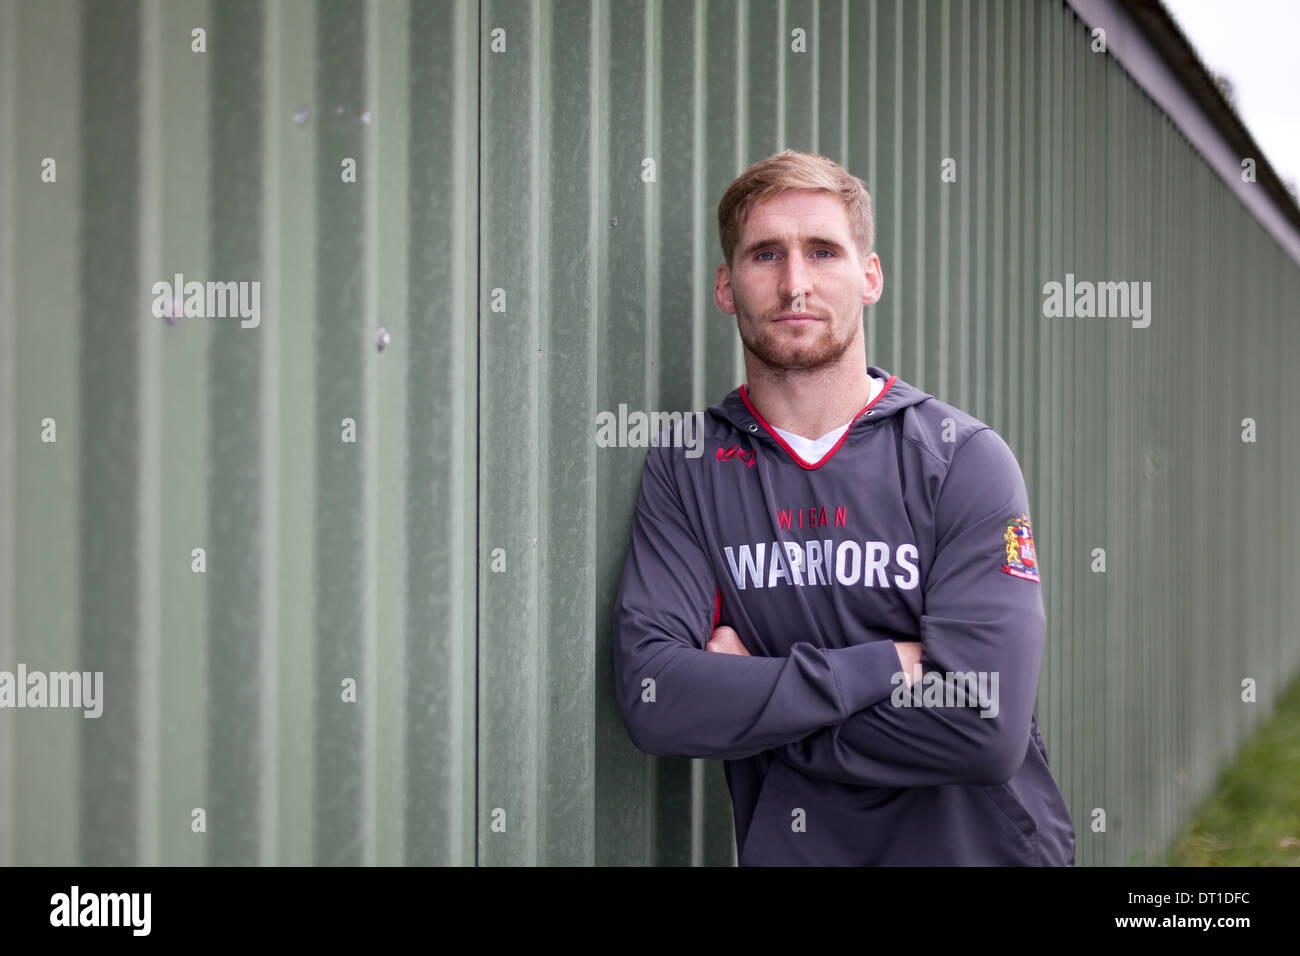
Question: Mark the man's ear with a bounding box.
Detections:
[714,262,736,315]
[861,252,884,306]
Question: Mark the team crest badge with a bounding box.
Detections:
[1000,513,1039,582]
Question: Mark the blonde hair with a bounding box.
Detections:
[716,149,874,268]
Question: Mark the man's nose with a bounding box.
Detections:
[780,258,811,302]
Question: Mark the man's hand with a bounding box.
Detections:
[895,641,922,688]
[706,625,752,656]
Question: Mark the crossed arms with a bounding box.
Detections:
[610,426,1046,788]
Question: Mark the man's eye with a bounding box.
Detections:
[754,248,832,260]
[755,249,833,261]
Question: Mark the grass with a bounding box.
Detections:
[1167,671,1300,866]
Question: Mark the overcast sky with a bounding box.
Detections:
[1162,0,1300,196]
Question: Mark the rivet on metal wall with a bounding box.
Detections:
[376,326,391,352]
[292,104,310,125]
[611,218,618,226]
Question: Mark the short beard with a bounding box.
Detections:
[737,311,858,376]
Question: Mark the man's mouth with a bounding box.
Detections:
[775,312,822,324]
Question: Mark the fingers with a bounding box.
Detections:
[706,625,751,656]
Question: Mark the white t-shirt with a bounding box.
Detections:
[770,374,885,465]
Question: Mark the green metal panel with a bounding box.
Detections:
[1,0,1298,868]
[0,0,479,865]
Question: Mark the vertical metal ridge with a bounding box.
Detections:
[889,0,902,373]
[936,0,950,396]
[136,0,162,870]
[259,0,283,869]
[733,0,747,386]
[153,0,213,869]
[586,0,604,867]
[0,0,16,870]
[689,0,709,868]
[912,0,926,387]
[360,0,380,867]
[310,0,365,865]
[532,0,549,865]
[79,0,140,866]
[207,0,265,866]
[274,0,319,869]
[370,0,412,870]
[472,0,482,876]
[691,0,706,413]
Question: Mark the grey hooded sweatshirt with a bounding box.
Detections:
[611,365,1075,865]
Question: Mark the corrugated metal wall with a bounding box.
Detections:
[2,0,1297,867]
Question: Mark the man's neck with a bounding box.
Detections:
[744,361,873,441]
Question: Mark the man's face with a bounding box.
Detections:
[715,190,883,375]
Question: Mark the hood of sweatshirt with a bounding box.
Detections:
[705,364,933,470]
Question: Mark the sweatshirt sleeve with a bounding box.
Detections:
[776,426,1047,787]
[611,441,905,761]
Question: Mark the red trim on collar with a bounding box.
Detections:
[738,376,898,471]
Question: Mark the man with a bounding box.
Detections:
[610,149,1075,866]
